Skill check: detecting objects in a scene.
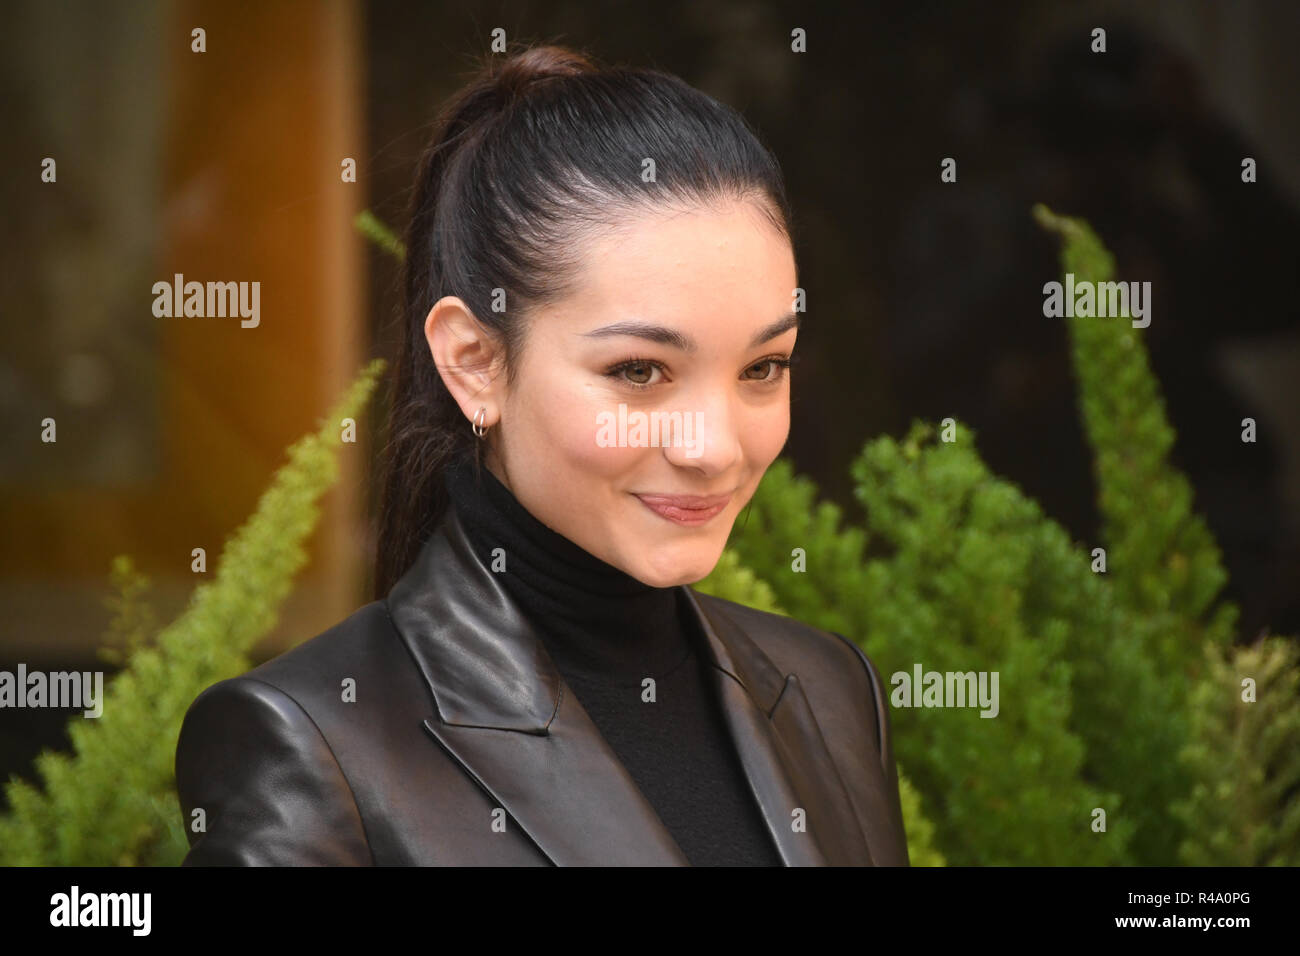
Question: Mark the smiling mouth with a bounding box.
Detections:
[633,491,733,526]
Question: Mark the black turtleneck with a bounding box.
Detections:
[443,452,783,866]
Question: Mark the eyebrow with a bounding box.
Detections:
[579,312,800,352]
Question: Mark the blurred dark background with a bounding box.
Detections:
[3,0,1297,804]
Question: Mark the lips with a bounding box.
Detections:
[633,491,733,526]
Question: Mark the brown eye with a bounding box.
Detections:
[624,362,655,385]
[741,356,793,382]
[605,358,668,389]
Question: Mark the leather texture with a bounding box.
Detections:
[174,504,911,866]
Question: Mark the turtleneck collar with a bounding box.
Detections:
[442,452,694,685]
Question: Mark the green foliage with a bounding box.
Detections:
[1174,635,1300,865]
[897,773,946,867]
[98,556,158,669]
[353,210,406,262]
[855,421,1129,865]
[1033,204,1238,658]
[1035,205,1262,862]
[0,359,386,865]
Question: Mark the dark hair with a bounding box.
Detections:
[372,41,795,599]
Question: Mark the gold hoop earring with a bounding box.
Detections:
[472,406,489,438]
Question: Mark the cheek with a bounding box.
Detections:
[732,402,789,502]
[519,377,643,486]
[744,402,790,466]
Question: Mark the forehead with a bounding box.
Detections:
[546,201,796,333]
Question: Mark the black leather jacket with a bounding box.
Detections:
[174,504,911,865]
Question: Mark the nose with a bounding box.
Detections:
[661,388,743,477]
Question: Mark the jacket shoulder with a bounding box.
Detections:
[689,591,886,715]
[174,600,408,866]
[174,672,374,865]
[237,600,397,698]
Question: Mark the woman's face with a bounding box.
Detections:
[431,198,798,588]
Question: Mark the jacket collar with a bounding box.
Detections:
[386,504,875,866]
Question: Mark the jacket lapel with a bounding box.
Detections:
[386,505,871,866]
[683,589,875,866]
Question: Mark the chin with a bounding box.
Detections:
[634,547,722,589]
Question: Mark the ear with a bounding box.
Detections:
[424,296,507,428]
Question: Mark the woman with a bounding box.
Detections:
[174,43,909,867]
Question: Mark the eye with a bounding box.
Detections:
[741,355,794,382]
[605,358,667,390]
